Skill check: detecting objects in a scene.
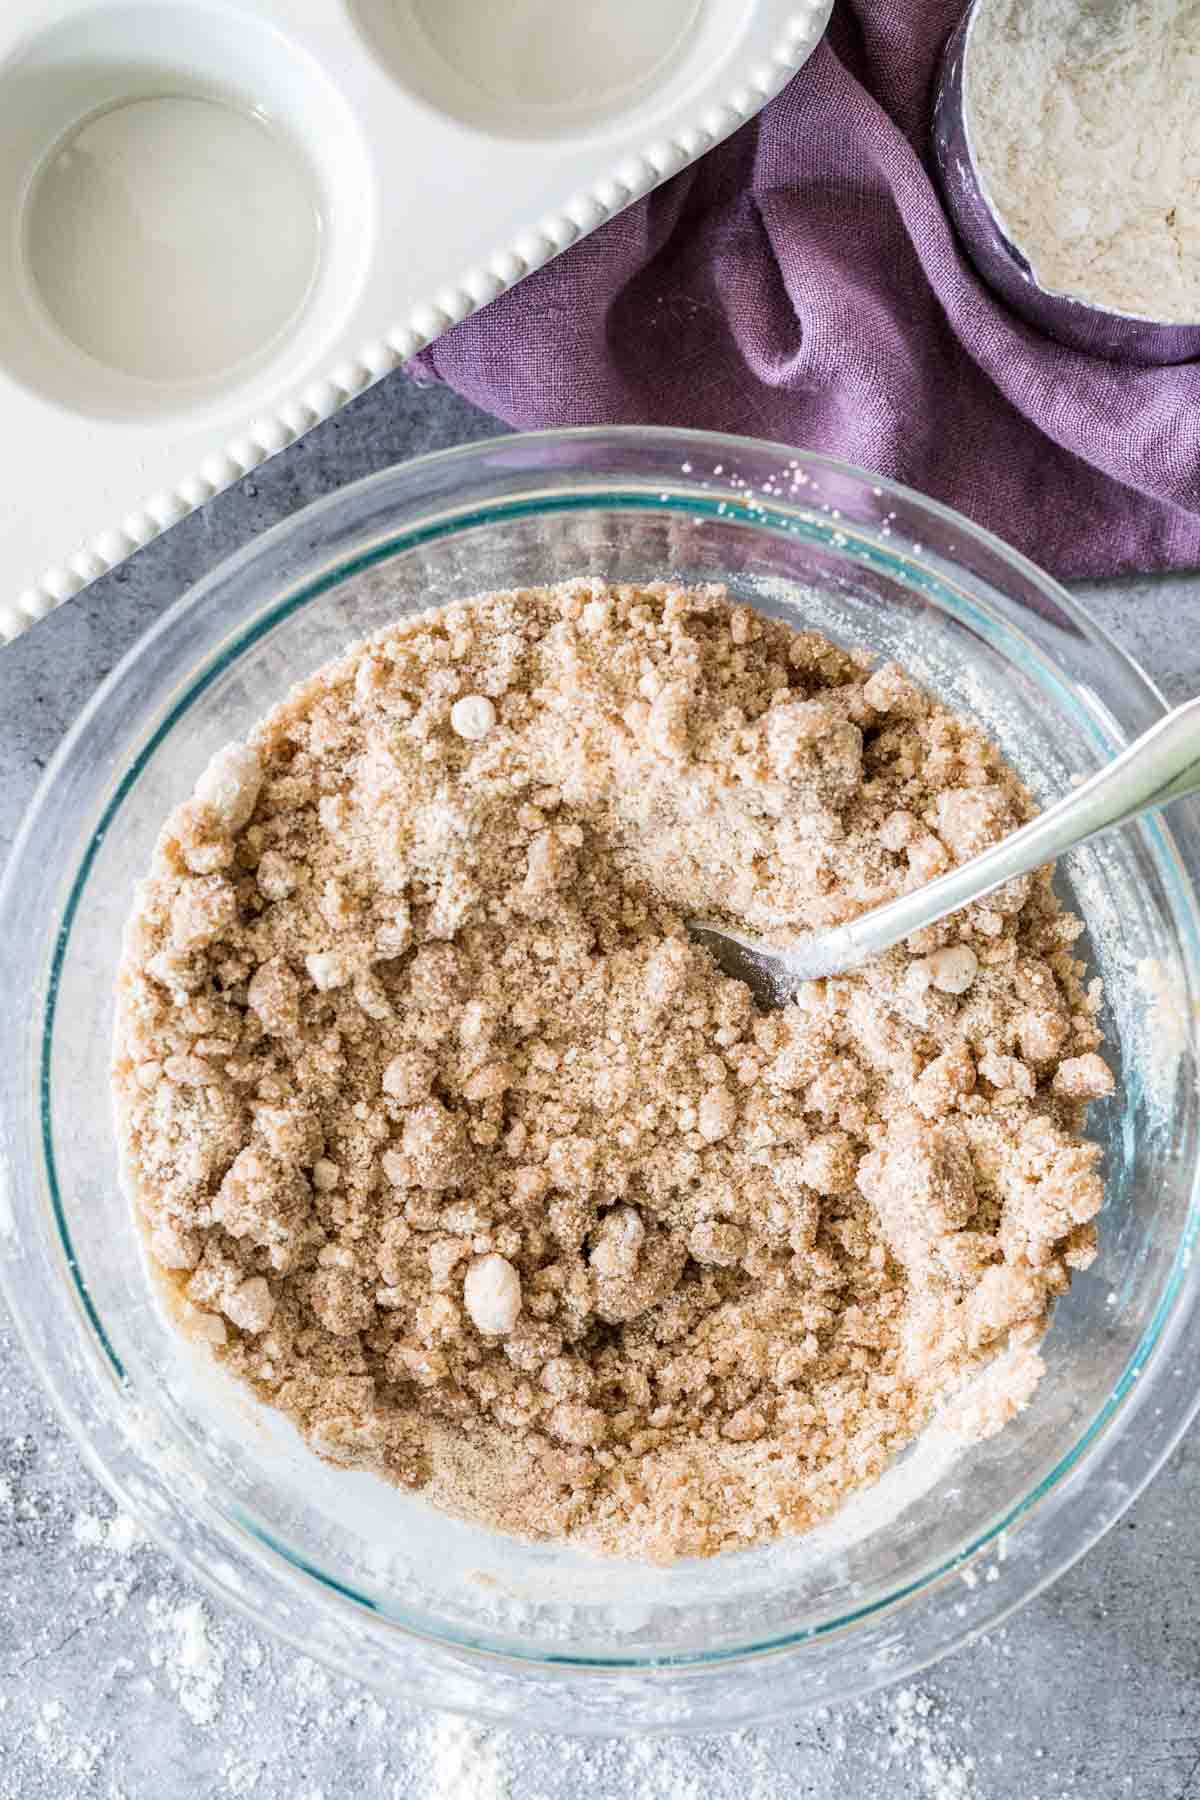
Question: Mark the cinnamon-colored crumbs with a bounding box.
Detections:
[113,581,1110,1561]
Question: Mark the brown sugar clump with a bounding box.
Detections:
[113,582,1112,1561]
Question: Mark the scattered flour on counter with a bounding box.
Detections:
[72,1507,143,1553]
[157,1598,227,1726]
[224,1757,269,1797]
[71,1510,105,1547]
[422,1714,507,1800]
[107,1511,144,1553]
[400,1682,983,1800]
[0,1418,1023,1800]
[885,1686,979,1800]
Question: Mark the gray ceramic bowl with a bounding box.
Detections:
[933,0,1200,366]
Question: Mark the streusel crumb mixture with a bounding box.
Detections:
[114,582,1112,1560]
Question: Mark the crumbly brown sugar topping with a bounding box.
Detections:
[114,582,1111,1560]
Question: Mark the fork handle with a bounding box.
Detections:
[830,694,1200,970]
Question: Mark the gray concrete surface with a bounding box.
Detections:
[2,372,1199,1799]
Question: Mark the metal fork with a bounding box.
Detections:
[691,696,1200,997]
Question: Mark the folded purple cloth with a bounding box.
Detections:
[412,0,1200,581]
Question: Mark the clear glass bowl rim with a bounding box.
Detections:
[3,425,1199,1730]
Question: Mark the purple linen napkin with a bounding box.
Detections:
[412,0,1200,581]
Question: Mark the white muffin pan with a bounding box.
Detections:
[0,0,831,644]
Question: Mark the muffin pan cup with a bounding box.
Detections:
[0,0,831,643]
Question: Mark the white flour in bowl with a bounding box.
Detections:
[966,0,1200,319]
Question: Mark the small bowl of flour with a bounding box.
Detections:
[933,0,1200,364]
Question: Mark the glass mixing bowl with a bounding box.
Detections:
[1,428,1198,1733]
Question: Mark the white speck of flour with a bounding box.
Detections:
[886,1686,979,1799]
[424,1713,506,1800]
[169,1600,227,1726]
